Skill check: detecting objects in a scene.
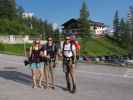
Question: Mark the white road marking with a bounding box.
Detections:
[123,69,133,78]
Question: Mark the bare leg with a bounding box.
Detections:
[49,63,55,89]
[38,68,44,88]
[32,69,37,88]
[44,65,48,88]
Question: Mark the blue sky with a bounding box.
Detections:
[16,0,132,26]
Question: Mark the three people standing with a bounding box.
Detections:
[28,36,78,93]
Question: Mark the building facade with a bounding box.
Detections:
[62,18,107,37]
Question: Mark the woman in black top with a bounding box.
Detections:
[29,40,44,88]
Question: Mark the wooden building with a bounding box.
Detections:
[62,18,107,37]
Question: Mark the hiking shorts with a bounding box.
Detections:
[40,62,47,68]
[63,56,75,72]
[30,63,43,69]
[47,58,56,65]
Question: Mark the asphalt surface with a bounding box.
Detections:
[0,54,133,100]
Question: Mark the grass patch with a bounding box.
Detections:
[79,37,128,56]
[0,37,128,56]
[0,43,31,56]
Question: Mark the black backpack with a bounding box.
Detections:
[45,43,57,58]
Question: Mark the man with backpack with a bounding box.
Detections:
[60,36,77,93]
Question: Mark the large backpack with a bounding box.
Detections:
[71,40,80,59]
[62,42,74,57]
[75,41,80,60]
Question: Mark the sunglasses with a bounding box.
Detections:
[48,40,52,41]
[35,42,40,44]
[66,39,70,40]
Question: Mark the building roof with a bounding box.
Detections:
[62,18,105,27]
[62,18,80,26]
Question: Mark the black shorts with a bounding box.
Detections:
[63,56,75,64]
[63,56,74,73]
[47,58,55,65]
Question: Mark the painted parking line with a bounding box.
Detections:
[123,69,133,78]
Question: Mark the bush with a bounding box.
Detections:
[0,43,5,51]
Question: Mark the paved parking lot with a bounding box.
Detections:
[0,54,133,100]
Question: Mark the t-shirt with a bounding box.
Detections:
[31,46,41,63]
[44,43,58,58]
[62,43,76,57]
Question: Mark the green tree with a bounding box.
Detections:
[113,10,120,42]
[0,0,54,37]
[24,17,53,38]
[10,0,16,18]
[43,20,53,38]
[0,0,16,19]
[0,19,30,35]
[79,1,90,38]
[16,5,24,18]
[119,18,128,47]
[128,6,133,55]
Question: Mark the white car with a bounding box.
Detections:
[127,60,133,65]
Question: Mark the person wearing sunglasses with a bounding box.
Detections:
[61,36,77,93]
[29,40,44,88]
[43,36,58,89]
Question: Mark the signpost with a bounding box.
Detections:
[23,35,29,56]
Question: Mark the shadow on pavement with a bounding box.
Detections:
[0,71,32,86]
[0,70,69,92]
[4,67,17,70]
[48,82,68,91]
[55,84,68,91]
[42,81,68,91]
[0,70,68,91]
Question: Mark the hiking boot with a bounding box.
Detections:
[71,84,76,93]
[67,82,71,91]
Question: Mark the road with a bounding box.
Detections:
[0,54,133,100]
